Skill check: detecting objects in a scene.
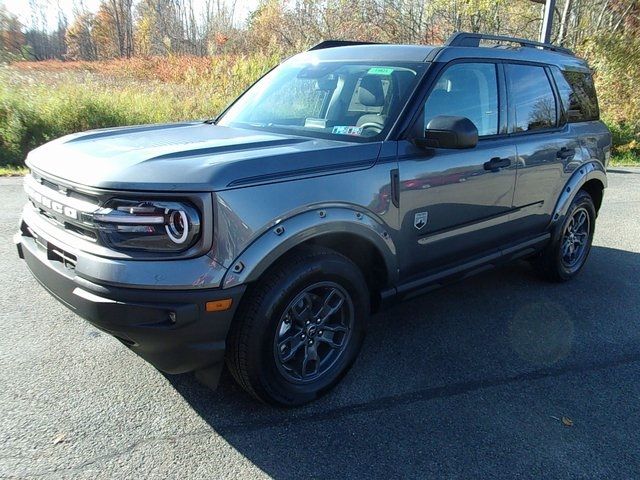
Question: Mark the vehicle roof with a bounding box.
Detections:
[294,43,590,73]
[434,45,590,72]
[293,44,437,63]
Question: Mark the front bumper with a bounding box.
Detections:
[15,224,246,375]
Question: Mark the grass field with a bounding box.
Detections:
[1,56,638,175]
[0,56,276,172]
[0,166,27,176]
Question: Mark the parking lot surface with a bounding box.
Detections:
[1,169,639,479]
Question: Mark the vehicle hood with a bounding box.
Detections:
[26,122,381,192]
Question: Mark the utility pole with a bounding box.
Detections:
[539,0,556,43]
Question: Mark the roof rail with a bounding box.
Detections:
[445,32,574,56]
[308,40,381,51]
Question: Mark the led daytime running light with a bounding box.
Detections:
[94,209,165,224]
[165,209,189,244]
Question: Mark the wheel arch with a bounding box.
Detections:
[580,178,605,213]
[551,161,607,227]
[221,207,398,308]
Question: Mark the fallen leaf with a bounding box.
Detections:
[561,416,574,427]
[52,433,67,445]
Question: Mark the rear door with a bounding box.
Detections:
[505,63,583,237]
[396,61,518,279]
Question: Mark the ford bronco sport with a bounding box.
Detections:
[15,32,610,406]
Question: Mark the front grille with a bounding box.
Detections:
[24,172,101,242]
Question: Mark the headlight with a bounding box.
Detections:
[94,199,201,252]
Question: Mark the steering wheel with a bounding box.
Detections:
[358,122,384,135]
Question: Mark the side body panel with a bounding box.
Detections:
[575,120,612,169]
[215,142,401,288]
[510,125,586,238]
[396,138,517,278]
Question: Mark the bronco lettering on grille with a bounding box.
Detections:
[25,185,78,220]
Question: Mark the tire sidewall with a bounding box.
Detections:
[554,192,596,280]
[245,255,369,406]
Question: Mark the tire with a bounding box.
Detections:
[535,189,596,282]
[226,245,369,406]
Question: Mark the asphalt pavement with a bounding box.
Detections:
[1,168,639,479]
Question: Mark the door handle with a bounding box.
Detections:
[483,157,511,172]
[557,147,575,159]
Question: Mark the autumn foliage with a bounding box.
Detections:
[1,0,639,169]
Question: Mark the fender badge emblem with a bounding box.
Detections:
[414,211,428,230]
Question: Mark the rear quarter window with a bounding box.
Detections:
[551,67,599,123]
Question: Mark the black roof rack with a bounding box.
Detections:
[445,32,574,56]
[308,40,381,51]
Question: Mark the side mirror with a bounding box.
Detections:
[417,115,478,149]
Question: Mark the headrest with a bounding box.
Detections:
[358,75,385,107]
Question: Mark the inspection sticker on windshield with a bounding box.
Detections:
[332,126,363,136]
[367,67,394,75]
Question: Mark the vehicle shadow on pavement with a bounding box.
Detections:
[167,245,640,479]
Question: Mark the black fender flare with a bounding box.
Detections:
[549,160,607,236]
[221,206,398,289]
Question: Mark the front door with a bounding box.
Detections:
[396,61,518,279]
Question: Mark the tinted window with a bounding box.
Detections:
[424,63,499,136]
[551,67,599,122]
[507,64,557,132]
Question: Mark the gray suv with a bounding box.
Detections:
[15,33,610,406]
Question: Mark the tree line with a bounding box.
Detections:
[0,0,638,62]
[0,0,239,61]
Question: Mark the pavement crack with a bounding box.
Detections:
[4,428,216,478]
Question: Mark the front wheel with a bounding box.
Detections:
[535,190,596,281]
[226,246,369,406]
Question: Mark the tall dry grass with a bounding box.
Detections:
[0,54,279,167]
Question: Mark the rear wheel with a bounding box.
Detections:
[226,246,369,406]
[535,190,596,281]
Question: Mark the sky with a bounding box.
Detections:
[0,0,259,28]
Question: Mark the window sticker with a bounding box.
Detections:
[367,67,395,76]
[332,126,364,136]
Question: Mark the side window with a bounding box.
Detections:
[507,64,557,132]
[551,67,599,122]
[423,63,499,137]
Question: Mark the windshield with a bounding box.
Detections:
[217,59,426,142]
